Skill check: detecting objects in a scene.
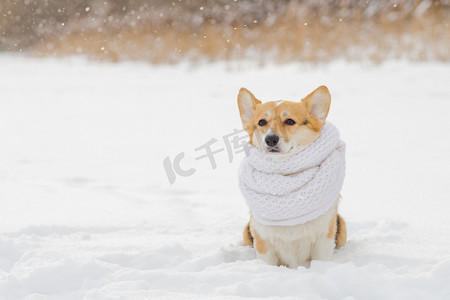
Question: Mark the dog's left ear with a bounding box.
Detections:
[303,86,331,124]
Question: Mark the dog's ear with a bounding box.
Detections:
[303,86,331,124]
[238,88,261,129]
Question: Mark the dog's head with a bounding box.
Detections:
[237,86,331,160]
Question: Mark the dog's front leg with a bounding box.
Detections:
[255,246,278,265]
[251,227,279,266]
[311,234,335,261]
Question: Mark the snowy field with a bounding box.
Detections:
[0,55,450,299]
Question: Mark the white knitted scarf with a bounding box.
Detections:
[239,123,345,226]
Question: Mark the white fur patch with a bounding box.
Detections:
[275,100,283,107]
[251,202,338,268]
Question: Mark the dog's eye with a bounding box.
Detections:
[258,119,267,126]
[284,119,296,125]
[301,120,309,125]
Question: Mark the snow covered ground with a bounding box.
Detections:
[0,55,449,299]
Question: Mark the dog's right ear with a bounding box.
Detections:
[238,88,261,130]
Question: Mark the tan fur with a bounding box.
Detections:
[243,221,253,247]
[327,211,338,239]
[238,89,324,146]
[335,214,347,249]
[238,86,347,267]
[250,227,268,254]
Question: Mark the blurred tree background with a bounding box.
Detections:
[0,0,449,63]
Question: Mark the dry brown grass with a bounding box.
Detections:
[1,0,449,63]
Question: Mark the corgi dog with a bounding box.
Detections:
[237,86,347,268]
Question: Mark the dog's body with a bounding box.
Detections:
[238,86,347,268]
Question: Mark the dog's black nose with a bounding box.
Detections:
[265,135,279,147]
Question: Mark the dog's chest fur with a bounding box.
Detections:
[251,203,337,268]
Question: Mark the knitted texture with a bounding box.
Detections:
[239,123,345,226]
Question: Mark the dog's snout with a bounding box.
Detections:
[265,135,279,147]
